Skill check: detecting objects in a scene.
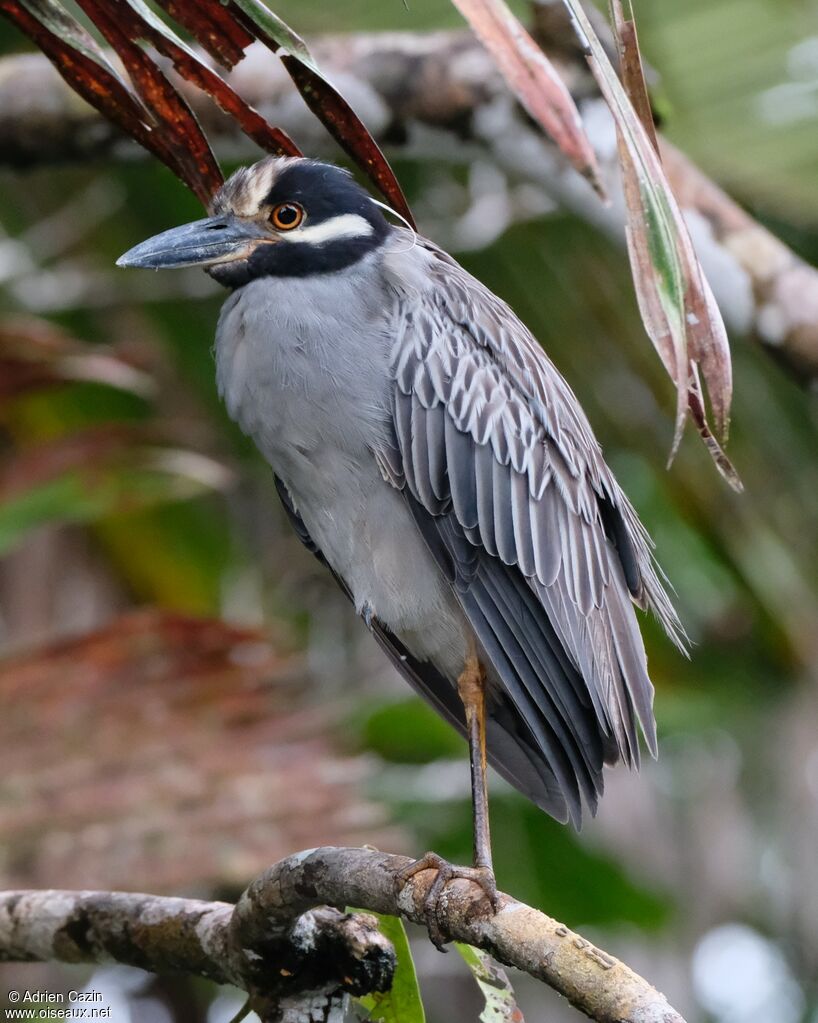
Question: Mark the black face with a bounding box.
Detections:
[116,158,394,290]
[209,160,392,288]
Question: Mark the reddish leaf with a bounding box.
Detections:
[450,0,604,197]
[281,56,415,225]
[228,0,415,226]
[1,0,412,222]
[562,0,738,485]
[75,0,223,204]
[0,611,399,892]
[8,0,128,76]
[0,0,222,203]
[0,1,160,168]
[153,0,254,69]
[148,0,413,220]
[104,0,301,159]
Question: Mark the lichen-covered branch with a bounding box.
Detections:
[0,887,395,1023]
[0,846,685,1023]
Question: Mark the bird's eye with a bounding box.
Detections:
[270,203,304,231]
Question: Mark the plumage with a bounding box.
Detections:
[117,156,685,835]
[381,232,683,769]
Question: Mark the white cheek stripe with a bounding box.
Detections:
[280,213,374,245]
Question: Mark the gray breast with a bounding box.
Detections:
[213,257,472,679]
[215,255,392,456]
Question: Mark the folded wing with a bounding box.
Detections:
[377,238,684,823]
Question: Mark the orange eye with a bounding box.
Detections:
[270,202,304,231]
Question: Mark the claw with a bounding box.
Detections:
[395,852,499,950]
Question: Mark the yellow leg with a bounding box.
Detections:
[395,654,498,949]
[457,654,493,872]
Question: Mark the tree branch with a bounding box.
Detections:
[0,886,394,1023]
[0,846,685,1023]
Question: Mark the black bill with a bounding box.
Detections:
[116,215,270,270]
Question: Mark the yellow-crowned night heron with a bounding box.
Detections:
[118,157,683,943]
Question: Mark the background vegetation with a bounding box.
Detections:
[1,1,817,1020]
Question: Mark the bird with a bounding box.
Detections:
[118,156,684,944]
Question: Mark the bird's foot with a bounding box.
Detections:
[394,851,499,950]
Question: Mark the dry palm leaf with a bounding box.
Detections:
[451,0,740,486]
[0,0,412,221]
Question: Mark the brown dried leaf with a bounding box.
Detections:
[109,0,301,158]
[74,0,224,204]
[561,0,737,484]
[450,0,604,196]
[229,0,415,225]
[1,0,226,203]
[0,0,161,169]
[280,56,415,224]
[616,135,689,458]
[610,0,733,447]
[611,4,657,153]
[0,611,399,892]
[153,0,254,69]
[1,0,412,221]
[687,370,742,492]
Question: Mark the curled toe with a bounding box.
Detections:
[394,851,499,950]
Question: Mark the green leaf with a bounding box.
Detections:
[455,944,524,1023]
[0,474,113,553]
[354,912,425,1023]
[97,497,235,614]
[408,791,672,930]
[229,0,318,71]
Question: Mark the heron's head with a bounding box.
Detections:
[116,157,392,287]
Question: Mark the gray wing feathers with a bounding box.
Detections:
[384,238,683,814]
[372,599,575,823]
[274,473,574,820]
[406,501,606,823]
